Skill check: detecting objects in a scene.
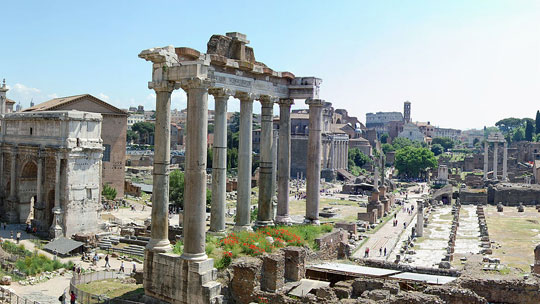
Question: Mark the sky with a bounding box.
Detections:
[1,0,539,130]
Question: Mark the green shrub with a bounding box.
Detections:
[102,184,117,200]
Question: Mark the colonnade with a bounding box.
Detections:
[483,140,508,182]
[145,80,325,259]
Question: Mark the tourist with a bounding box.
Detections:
[132,261,137,273]
[403,222,406,229]
[58,292,65,304]
[104,254,111,268]
[384,248,387,256]
[10,231,13,239]
[379,248,382,256]
[16,231,21,244]
[70,291,77,304]
[119,261,125,273]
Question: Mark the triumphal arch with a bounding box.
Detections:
[139,32,323,303]
[0,110,103,238]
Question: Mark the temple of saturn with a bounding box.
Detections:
[0,83,103,238]
[139,32,324,303]
[483,132,508,182]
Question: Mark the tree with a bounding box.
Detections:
[229,112,241,133]
[126,130,139,143]
[394,146,437,178]
[381,143,395,154]
[431,144,444,156]
[102,184,117,200]
[348,148,371,168]
[473,138,480,147]
[513,127,525,142]
[170,169,185,208]
[536,110,540,135]
[132,122,155,144]
[495,118,523,135]
[431,137,454,151]
[380,133,389,144]
[525,120,535,141]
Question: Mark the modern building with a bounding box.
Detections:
[127,113,145,129]
[25,94,128,198]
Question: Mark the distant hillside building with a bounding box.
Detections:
[25,94,127,198]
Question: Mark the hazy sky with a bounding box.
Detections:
[2,0,539,130]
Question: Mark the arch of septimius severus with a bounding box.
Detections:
[139,32,324,303]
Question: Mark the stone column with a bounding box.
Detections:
[36,151,43,222]
[502,141,508,182]
[147,82,174,253]
[271,129,278,200]
[329,138,335,169]
[416,200,424,237]
[345,141,349,170]
[9,147,17,200]
[181,78,211,260]
[483,141,489,180]
[276,99,293,224]
[493,143,498,181]
[50,153,63,238]
[235,93,255,231]
[256,97,275,227]
[305,99,324,224]
[209,89,230,234]
[0,151,3,198]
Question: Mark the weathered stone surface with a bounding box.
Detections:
[284,247,306,282]
[424,285,487,304]
[230,258,262,304]
[461,278,540,304]
[351,278,399,297]
[315,286,337,302]
[261,253,285,292]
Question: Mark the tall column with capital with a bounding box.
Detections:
[235,93,255,230]
[493,143,498,181]
[483,141,489,180]
[181,78,211,260]
[502,141,508,181]
[255,97,275,227]
[271,129,278,200]
[209,89,230,234]
[9,148,17,200]
[276,99,293,224]
[305,99,324,224]
[35,151,43,223]
[50,153,63,238]
[147,82,174,253]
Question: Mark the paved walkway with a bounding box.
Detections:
[352,183,427,261]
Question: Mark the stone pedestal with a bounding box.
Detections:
[261,253,285,292]
[144,251,222,304]
[284,247,306,282]
[49,208,63,240]
[533,245,540,274]
[305,99,324,224]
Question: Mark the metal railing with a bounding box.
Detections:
[0,287,42,304]
[70,271,142,304]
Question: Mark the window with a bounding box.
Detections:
[103,144,111,162]
[86,188,92,199]
[30,128,33,135]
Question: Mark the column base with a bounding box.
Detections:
[254,220,274,229]
[303,218,320,225]
[49,225,64,240]
[146,238,172,253]
[275,215,293,226]
[233,225,253,232]
[208,230,227,237]
[180,252,208,261]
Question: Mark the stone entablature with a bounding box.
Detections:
[0,111,103,238]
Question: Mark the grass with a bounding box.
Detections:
[15,254,74,276]
[77,278,144,300]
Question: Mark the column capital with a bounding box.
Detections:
[235,91,258,102]
[259,95,278,106]
[278,98,294,107]
[305,98,325,107]
[209,88,234,99]
[149,81,176,93]
[180,77,211,92]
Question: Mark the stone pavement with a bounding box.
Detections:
[352,184,427,261]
